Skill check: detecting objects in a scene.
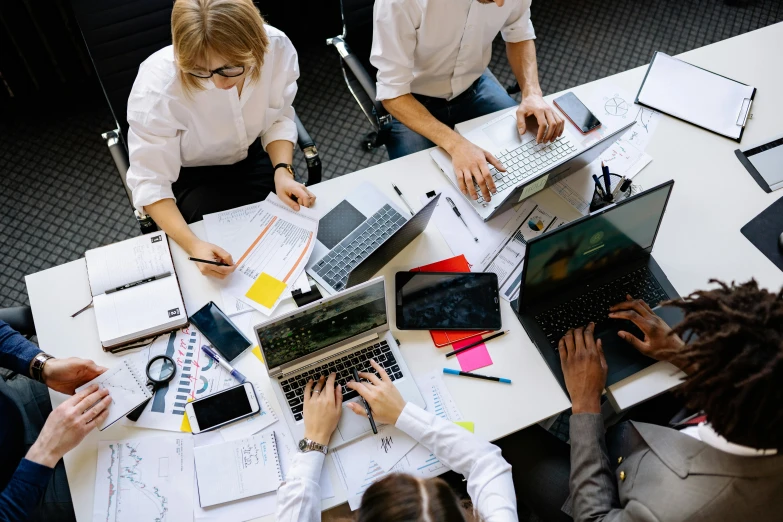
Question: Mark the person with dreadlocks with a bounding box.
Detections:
[496,279,783,522]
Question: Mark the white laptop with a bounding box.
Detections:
[254,276,425,448]
[431,106,635,221]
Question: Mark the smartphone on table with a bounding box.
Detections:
[553,92,602,134]
[189,301,252,363]
[185,382,260,434]
[395,272,501,331]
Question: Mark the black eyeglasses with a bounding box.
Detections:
[187,65,245,79]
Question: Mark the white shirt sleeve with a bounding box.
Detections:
[260,36,300,150]
[371,0,420,101]
[501,1,536,43]
[126,90,184,213]
[275,450,325,522]
[395,403,518,522]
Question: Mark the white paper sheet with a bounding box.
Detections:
[92,435,194,522]
[414,370,464,422]
[371,425,418,472]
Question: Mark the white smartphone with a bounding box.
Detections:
[185,382,260,434]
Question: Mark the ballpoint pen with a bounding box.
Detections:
[188,257,231,267]
[443,368,512,384]
[391,183,415,216]
[611,175,627,199]
[445,196,479,243]
[602,161,612,196]
[445,330,508,358]
[592,174,607,199]
[352,367,378,434]
[201,345,246,383]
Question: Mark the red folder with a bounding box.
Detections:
[411,255,491,347]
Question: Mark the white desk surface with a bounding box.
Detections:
[25,22,783,522]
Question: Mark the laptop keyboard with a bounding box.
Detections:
[534,266,668,350]
[313,204,406,291]
[475,135,577,204]
[280,339,404,421]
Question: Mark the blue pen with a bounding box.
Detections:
[592,174,606,198]
[443,368,511,384]
[601,161,612,197]
[201,345,246,383]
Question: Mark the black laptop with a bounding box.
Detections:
[514,180,679,396]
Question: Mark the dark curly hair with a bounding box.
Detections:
[668,279,783,449]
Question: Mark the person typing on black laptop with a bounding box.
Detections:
[497,280,783,521]
[276,360,518,521]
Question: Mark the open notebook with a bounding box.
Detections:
[85,232,187,350]
[194,432,283,507]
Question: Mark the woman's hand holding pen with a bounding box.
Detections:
[189,239,235,279]
[346,360,406,425]
[303,374,343,446]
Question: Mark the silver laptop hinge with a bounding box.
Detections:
[277,333,380,380]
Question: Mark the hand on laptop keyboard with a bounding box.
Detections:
[448,136,503,202]
[345,359,407,425]
[557,323,606,414]
[302,373,342,445]
[608,296,686,368]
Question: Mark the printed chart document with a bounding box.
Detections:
[194,432,283,507]
[76,354,151,431]
[92,435,194,522]
[213,194,318,316]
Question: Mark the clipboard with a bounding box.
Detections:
[635,51,756,142]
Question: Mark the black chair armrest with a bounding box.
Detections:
[294,113,322,186]
[327,36,387,118]
[0,306,36,337]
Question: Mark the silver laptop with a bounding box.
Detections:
[306,182,440,295]
[431,106,635,221]
[254,276,425,448]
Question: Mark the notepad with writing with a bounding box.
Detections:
[84,232,187,351]
[194,432,283,507]
[75,356,151,431]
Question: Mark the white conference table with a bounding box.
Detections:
[25,22,783,522]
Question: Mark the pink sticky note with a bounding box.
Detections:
[454,335,493,372]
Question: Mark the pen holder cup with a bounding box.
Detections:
[589,173,630,212]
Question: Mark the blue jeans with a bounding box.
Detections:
[386,70,518,159]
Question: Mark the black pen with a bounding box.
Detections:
[445,196,478,243]
[352,367,378,434]
[602,162,612,195]
[391,183,415,216]
[105,272,171,294]
[188,257,231,267]
[443,368,512,384]
[445,330,509,358]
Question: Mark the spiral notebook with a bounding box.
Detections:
[75,356,152,431]
[194,431,283,507]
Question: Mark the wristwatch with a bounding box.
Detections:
[30,353,55,383]
[298,438,328,455]
[273,163,296,178]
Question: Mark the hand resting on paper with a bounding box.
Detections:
[188,239,235,279]
[303,373,343,445]
[346,359,407,426]
[41,357,107,395]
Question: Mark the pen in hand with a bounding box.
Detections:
[446,196,479,243]
[188,257,231,267]
[352,367,378,434]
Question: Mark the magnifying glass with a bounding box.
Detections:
[126,355,177,421]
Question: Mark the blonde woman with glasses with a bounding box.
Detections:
[125,0,315,279]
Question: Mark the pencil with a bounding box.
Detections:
[188,257,230,267]
[445,330,509,358]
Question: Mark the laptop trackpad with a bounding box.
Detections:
[336,400,373,440]
[596,321,657,385]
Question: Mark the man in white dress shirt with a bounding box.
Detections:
[372,0,564,203]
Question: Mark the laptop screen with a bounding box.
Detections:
[256,279,387,369]
[520,181,673,308]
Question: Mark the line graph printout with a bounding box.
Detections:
[76,356,151,431]
[93,435,193,522]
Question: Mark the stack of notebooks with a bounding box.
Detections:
[84,232,187,352]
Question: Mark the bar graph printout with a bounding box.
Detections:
[93,435,194,522]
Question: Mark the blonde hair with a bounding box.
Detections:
[171,0,269,93]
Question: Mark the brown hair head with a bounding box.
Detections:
[356,474,474,522]
[171,0,268,93]
[668,279,783,449]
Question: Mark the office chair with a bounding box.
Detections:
[327,0,392,151]
[0,306,36,339]
[69,0,322,234]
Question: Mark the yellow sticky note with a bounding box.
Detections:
[245,272,287,308]
[180,398,194,433]
[454,421,474,433]
[251,346,264,363]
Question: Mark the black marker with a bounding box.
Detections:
[352,367,378,434]
[105,272,171,294]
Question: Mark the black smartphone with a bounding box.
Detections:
[189,301,252,362]
[395,272,501,331]
[553,92,601,134]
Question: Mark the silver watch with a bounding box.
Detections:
[298,438,328,455]
[30,353,55,383]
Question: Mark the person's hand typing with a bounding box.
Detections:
[189,239,235,279]
[559,323,608,414]
[41,357,107,395]
[345,359,406,425]
[446,135,504,202]
[25,384,112,468]
[302,373,342,446]
[275,170,316,211]
[609,295,687,370]
[516,94,565,143]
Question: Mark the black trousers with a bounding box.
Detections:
[172,139,276,224]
